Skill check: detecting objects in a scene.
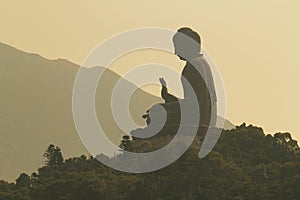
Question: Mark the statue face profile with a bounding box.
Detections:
[173,28,201,61]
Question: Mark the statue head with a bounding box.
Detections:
[173,27,201,60]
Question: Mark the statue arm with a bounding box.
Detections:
[159,77,178,103]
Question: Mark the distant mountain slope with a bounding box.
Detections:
[0,42,83,182]
[0,43,163,181]
[0,42,234,181]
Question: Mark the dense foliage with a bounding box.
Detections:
[0,124,299,200]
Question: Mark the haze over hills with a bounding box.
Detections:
[0,42,235,181]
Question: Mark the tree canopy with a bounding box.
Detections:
[0,124,299,200]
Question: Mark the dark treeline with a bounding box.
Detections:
[0,123,299,200]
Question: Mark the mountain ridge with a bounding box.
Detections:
[0,42,234,181]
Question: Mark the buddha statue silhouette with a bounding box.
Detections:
[133,27,217,139]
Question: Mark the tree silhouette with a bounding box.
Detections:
[43,144,64,167]
[119,135,132,151]
[16,173,30,188]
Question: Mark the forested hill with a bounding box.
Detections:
[0,123,299,200]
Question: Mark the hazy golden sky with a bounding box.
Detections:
[1,0,299,140]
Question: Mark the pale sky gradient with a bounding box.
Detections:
[1,0,299,140]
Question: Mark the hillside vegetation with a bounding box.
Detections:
[0,124,299,200]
